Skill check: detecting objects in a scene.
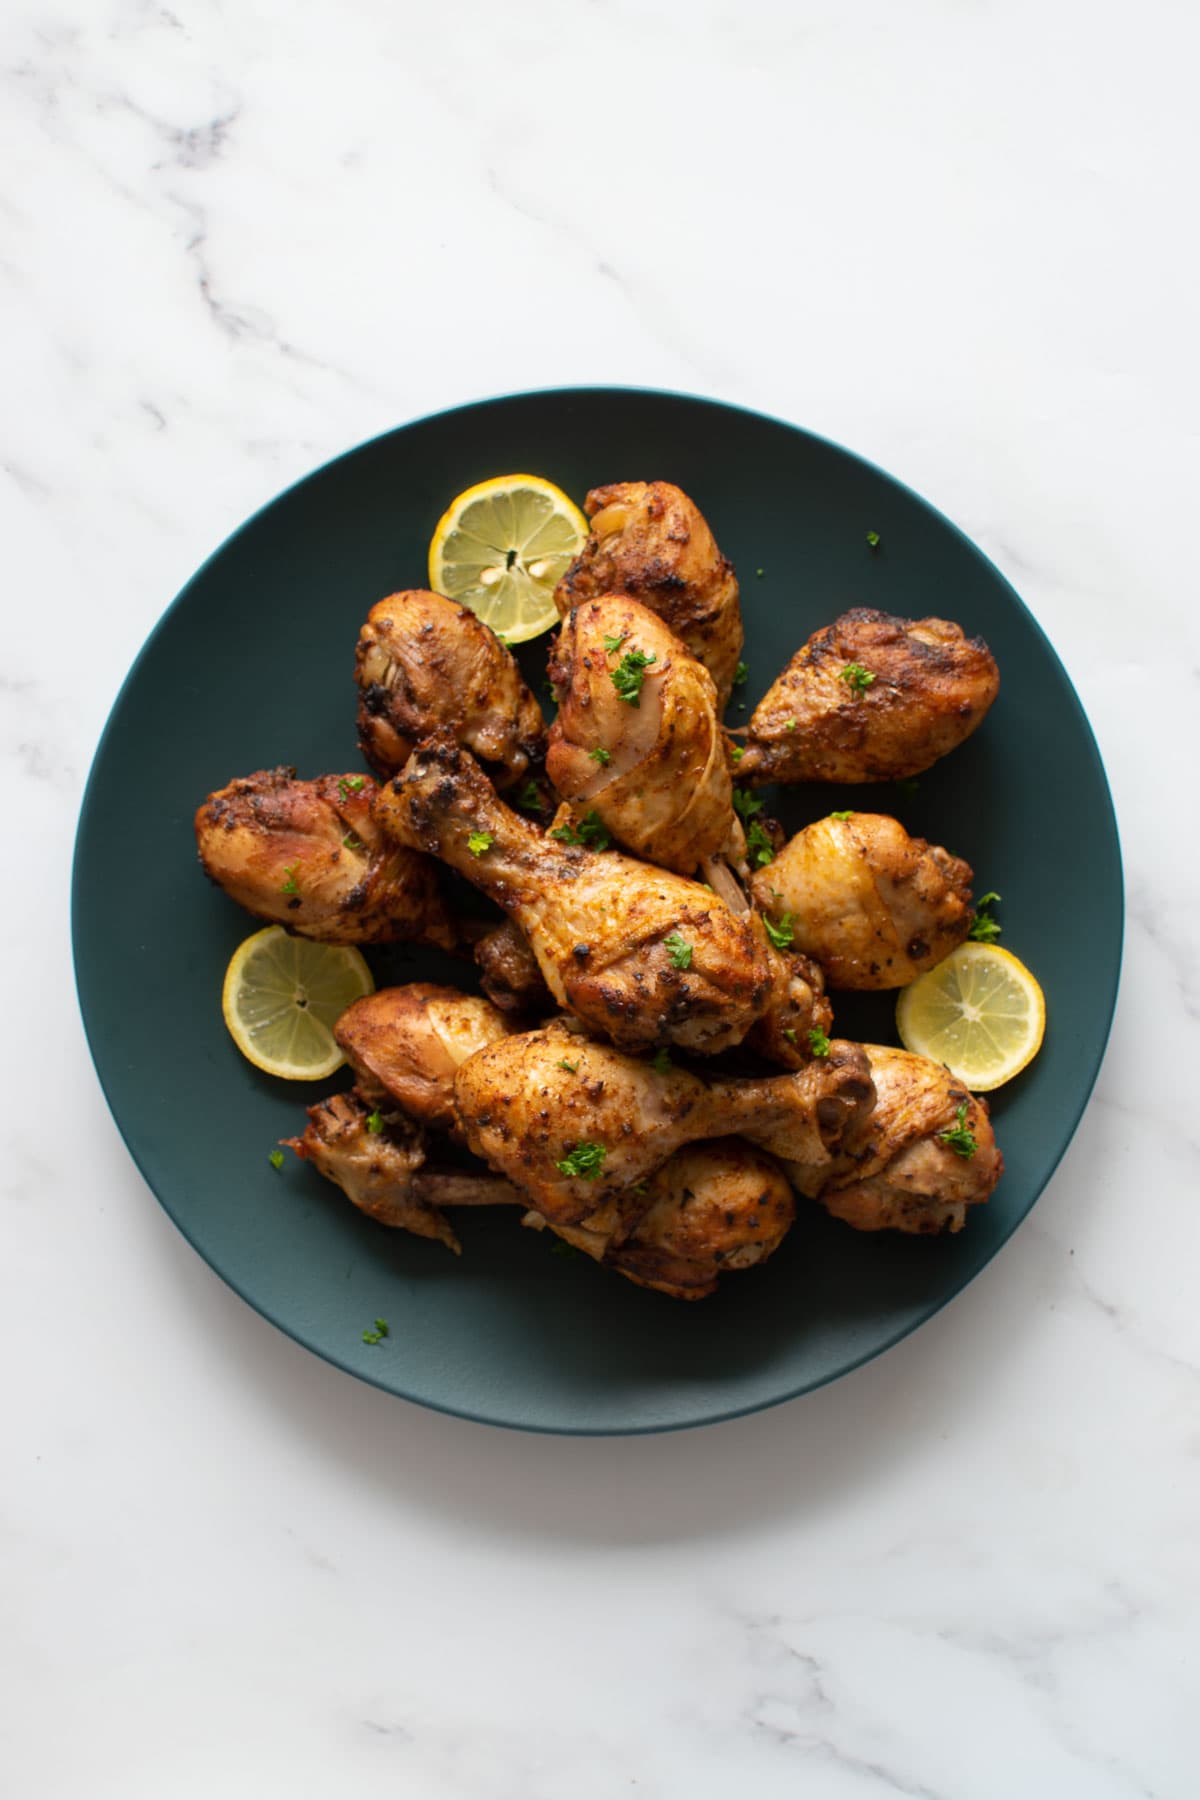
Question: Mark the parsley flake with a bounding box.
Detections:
[866,530,881,550]
[830,810,853,822]
[556,1058,579,1074]
[517,781,545,812]
[651,1047,672,1074]
[366,1110,383,1135]
[279,863,299,895]
[362,1318,388,1345]
[342,831,363,850]
[763,913,794,951]
[467,830,494,857]
[611,648,657,705]
[730,744,745,763]
[587,746,612,766]
[338,775,366,802]
[549,809,612,851]
[968,892,1002,943]
[732,787,764,821]
[808,1027,831,1057]
[602,630,628,655]
[938,1101,977,1159]
[782,1027,797,1044]
[555,1141,607,1180]
[785,718,797,731]
[733,661,749,687]
[745,820,774,868]
[663,930,693,970]
[840,662,876,694]
[268,1148,284,1170]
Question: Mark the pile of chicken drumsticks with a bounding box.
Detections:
[195,480,1005,1301]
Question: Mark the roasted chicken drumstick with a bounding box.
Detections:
[750,811,975,989]
[335,983,513,1133]
[546,595,744,876]
[555,481,744,706]
[737,608,999,784]
[195,767,455,948]
[355,588,546,784]
[373,733,829,1060]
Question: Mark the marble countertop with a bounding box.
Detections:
[6,2,1198,1793]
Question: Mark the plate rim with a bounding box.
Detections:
[71,384,1124,1434]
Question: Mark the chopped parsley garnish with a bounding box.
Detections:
[732,787,764,821]
[268,1148,285,1170]
[279,863,299,895]
[467,831,494,857]
[763,913,794,951]
[602,630,628,655]
[782,1027,797,1044]
[733,661,749,687]
[785,718,797,731]
[866,530,881,550]
[549,809,612,851]
[611,648,657,705]
[342,831,363,850]
[730,744,745,763]
[543,680,559,702]
[337,775,366,801]
[362,1317,390,1346]
[556,1058,579,1074]
[555,1141,607,1180]
[651,1047,672,1074]
[839,662,876,694]
[745,820,774,868]
[663,930,693,970]
[755,568,765,578]
[830,810,853,822]
[517,781,545,812]
[938,1102,977,1159]
[365,1110,383,1135]
[808,1027,831,1057]
[587,746,612,766]
[968,892,1002,943]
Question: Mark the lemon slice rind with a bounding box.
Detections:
[895,942,1045,1093]
[221,926,375,1081]
[429,474,588,645]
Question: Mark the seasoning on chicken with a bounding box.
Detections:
[354,589,546,784]
[816,1045,1003,1233]
[555,481,744,706]
[452,1023,874,1226]
[195,766,456,948]
[335,983,513,1133]
[737,608,999,784]
[750,812,975,989]
[373,732,785,1056]
[546,595,745,876]
[473,919,556,1017]
[284,1091,520,1253]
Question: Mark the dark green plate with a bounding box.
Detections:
[72,388,1122,1435]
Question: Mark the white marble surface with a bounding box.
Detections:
[4,1,1199,1793]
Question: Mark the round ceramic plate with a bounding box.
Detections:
[73,388,1122,1434]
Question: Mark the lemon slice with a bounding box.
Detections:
[429,474,588,644]
[896,943,1045,1091]
[221,926,374,1080]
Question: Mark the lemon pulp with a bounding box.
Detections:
[429,473,587,644]
[221,926,374,1080]
[895,942,1045,1092]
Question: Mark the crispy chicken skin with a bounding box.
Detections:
[737,608,1000,784]
[816,1045,1003,1233]
[529,1139,796,1301]
[546,595,745,876]
[355,589,546,784]
[195,766,456,948]
[335,983,512,1132]
[555,482,744,706]
[473,919,556,1017]
[285,1092,519,1252]
[751,812,975,989]
[373,732,783,1056]
[453,1022,874,1226]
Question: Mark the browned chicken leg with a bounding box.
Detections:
[355,589,546,784]
[195,767,456,948]
[816,1046,1003,1233]
[335,983,513,1133]
[546,595,745,876]
[373,732,816,1057]
[750,811,975,989]
[285,1092,520,1253]
[453,1023,874,1226]
[737,609,999,784]
[555,482,744,705]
